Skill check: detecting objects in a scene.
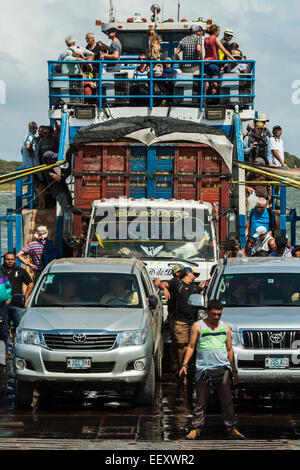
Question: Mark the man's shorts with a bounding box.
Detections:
[173,321,192,345]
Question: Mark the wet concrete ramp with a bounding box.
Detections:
[0,438,295,450]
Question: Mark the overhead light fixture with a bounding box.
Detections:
[205,105,226,120]
[74,106,96,119]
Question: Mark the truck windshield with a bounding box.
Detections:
[215,273,300,307]
[88,206,215,261]
[33,273,142,308]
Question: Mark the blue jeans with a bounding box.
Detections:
[7,306,25,329]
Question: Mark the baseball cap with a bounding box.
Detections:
[43,151,58,161]
[107,27,118,34]
[180,267,200,277]
[172,263,185,274]
[253,226,267,239]
[190,24,204,33]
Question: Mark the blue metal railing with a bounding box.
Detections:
[48,59,256,110]
[0,210,22,263]
[287,209,300,247]
[15,167,35,211]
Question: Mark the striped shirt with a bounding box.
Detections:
[22,240,47,271]
[195,319,231,381]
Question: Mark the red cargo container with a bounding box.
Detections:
[73,142,231,243]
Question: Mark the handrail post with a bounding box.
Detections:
[200,60,204,110]
[99,61,103,110]
[149,61,153,110]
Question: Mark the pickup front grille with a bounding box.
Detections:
[242,330,300,350]
[43,333,117,350]
[44,361,115,373]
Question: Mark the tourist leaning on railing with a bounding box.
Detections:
[204,24,234,98]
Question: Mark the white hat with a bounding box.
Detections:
[34,226,48,239]
[255,113,269,122]
[224,28,234,36]
[253,226,267,239]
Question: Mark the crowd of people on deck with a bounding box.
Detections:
[21,121,72,215]
[49,24,250,105]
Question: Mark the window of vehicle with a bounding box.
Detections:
[33,273,142,308]
[215,273,300,307]
[118,32,148,54]
[88,205,215,261]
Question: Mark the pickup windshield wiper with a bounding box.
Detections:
[96,250,143,259]
[141,256,199,267]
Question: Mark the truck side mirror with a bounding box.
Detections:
[11,294,25,308]
[148,295,158,310]
[188,294,204,308]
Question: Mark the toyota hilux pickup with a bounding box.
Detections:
[206,258,300,392]
[14,258,163,408]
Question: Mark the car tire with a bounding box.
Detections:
[15,380,34,409]
[136,357,155,406]
[155,337,163,381]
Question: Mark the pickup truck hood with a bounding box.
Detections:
[222,305,300,331]
[222,306,300,331]
[19,307,146,332]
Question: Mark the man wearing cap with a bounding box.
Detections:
[219,28,234,60]
[252,226,276,255]
[17,226,50,282]
[175,25,204,73]
[269,237,292,258]
[154,264,185,372]
[243,121,272,165]
[100,28,122,73]
[42,151,72,217]
[245,198,276,239]
[166,267,204,372]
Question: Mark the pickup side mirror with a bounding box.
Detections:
[11,294,25,308]
[148,294,158,310]
[188,294,205,308]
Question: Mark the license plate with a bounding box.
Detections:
[265,357,289,369]
[66,358,92,369]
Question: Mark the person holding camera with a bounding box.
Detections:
[243,121,273,165]
[180,300,245,440]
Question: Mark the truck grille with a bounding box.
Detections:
[44,361,115,373]
[43,333,117,350]
[242,330,300,350]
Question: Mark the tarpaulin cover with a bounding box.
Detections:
[72,116,233,170]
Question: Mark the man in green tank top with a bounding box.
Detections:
[180,299,245,440]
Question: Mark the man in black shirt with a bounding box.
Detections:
[2,253,34,328]
[164,267,204,369]
[155,264,185,372]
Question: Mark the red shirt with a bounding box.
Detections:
[204,36,219,60]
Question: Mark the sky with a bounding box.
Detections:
[0,0,299,161]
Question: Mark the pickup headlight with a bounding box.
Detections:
[16,328,41,346]
[117,329,147,347]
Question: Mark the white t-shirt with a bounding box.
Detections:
[270,136,284,167]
